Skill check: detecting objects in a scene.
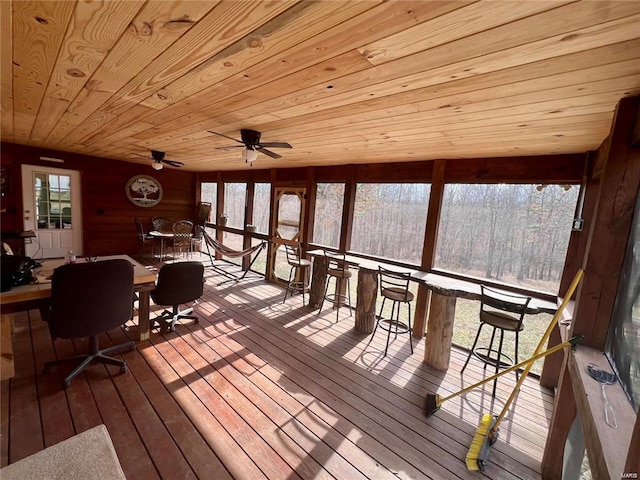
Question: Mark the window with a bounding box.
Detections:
[606,193,640,411]
[200,182,217,224]
[224,183,246,229]
[313,183,344,248]
[253,183,271,234]
[435,184,579,293]
[351,183,430,264]
[35,173,72,230]
[221,231,244,266]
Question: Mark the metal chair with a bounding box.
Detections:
[372,266,414,356]
[134,217,155,256]
[151,216,172,233]
[172,220,193,258]
[317,250,352,322]
[191,224,205,255]
[282,241,311,306]
[43,259,136,389]
[151,261,204,332]
[461,285,531,397]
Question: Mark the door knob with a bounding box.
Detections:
[24,216,31,220]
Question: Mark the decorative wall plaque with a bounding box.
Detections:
[125,175,163,208]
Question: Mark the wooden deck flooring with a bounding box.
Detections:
[1,254,554,479]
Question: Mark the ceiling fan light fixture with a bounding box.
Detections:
[244,147,258,164]
[152,160,164,170]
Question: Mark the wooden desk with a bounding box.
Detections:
[0,255,157,342]
[306,250,558,370]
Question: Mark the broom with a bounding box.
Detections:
[424,336,583,417]
[465,268,584,471]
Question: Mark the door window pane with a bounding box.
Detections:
[35,172,72,230]
[224,183,246,229]
[435,184,579,293]
[277,192,301,240]
[313,183,344,248]
[351,183,430,264]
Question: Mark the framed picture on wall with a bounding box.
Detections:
[125,175,163,207]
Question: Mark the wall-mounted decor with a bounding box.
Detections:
[125,175,163,208]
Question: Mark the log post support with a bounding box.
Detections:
[424,293,456,370]
[308,256,327,309]
[413,285,430,338]
[355,268,378,334]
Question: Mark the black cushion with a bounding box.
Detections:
[151,262,204,306]
[49,259,134,339]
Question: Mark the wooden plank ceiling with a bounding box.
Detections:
[2,0,640,172]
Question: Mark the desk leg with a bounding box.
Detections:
[1,314,14,380]
[424,293,456,371]
[355,268,378,333]
[137,289,151,341]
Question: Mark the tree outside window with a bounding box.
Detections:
[351,183,430,264]
[435,184,579,293]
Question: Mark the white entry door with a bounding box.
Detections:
[21,165,83,259]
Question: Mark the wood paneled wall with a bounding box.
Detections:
[199,153,585,185]
[0,142,196,256]
[542,95,640,480]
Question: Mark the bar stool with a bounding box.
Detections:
[317,250,352,322]
[282,241,311,306]
[372,266,414,356]
[461,285,531,397]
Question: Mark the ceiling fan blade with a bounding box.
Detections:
[208,130,243,144]
[163,159,184,167]
[215,145,245,150]
[258,142,292,149]
[257,147,282,159]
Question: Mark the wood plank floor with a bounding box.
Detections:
[0,254,555,479]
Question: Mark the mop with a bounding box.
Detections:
[465,268,584,471]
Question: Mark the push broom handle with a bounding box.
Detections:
[439,335,583,404]
[492,268,584,433]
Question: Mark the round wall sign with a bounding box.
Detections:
[125,175,163,208]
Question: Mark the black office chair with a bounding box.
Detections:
[461,285,531,397]
[371,266,414,356]
[151,261,204,332]
[317,250,352,322]
[43,259,136,389]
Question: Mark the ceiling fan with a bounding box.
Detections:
[135,150,185,170]
[208,129,292,165]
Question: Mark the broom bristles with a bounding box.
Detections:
[424,393,441,417]
[465,413,495,471]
